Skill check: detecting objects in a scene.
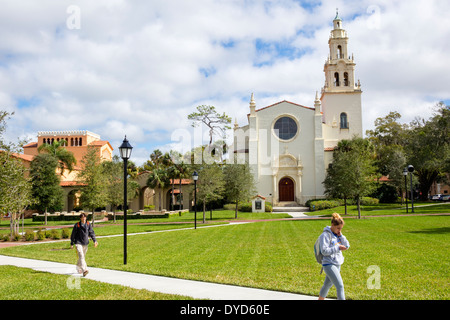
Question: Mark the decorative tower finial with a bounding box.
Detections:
[249,93,256,116]
[335,8,340,20]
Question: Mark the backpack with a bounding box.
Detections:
[77,221,90,228]
[314,236,323,265]
[314,229,332,274]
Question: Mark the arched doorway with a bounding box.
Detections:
[279,177,294,201]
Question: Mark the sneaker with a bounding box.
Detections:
[83,270,89,277]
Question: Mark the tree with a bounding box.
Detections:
[102,155,123,222]
[30,153,64,224]
[366,111,408,202]
[146,167,170,211]
[37,139,77,174]
[77,146,108,224]
[168,150,191,210]
[323,137,377,218]
[405,102,450,200]
[195,163,225,223]
[144,149,172,211]
[188,105,232,146]
[223,159,256,219]
[0,111,33,236]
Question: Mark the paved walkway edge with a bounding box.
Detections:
[0,255,318,300]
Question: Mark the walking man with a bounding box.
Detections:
[70,213,98,277]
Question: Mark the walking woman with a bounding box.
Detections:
[318,212,350,300]
[70,213,98,277]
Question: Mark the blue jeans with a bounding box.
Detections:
[319,264,345,300]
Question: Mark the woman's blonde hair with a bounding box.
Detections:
[331,212,344,226]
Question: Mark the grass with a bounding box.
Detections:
[306,202,450,217]
[0,265,193,300]
[1,215,449,300]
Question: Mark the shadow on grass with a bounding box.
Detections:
[408,227,450,235]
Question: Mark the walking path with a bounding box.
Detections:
[0,254,318,300]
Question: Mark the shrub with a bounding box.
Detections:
[309,200,342,211]
[239,202,252,212]
[36,230,46,241]
[61,228,70,239]
[50,229,61,240]
[12,233,21,241]
[25,230,35,241]
[360,197,379,206]
[265,202,273,212]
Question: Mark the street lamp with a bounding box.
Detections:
[192,171,198,229]
[403,168,408,213]
[119,136,133,265]
[407,165,415,213]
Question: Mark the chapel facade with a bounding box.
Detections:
[233,13,363,206]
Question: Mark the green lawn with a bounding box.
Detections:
[306,202,450,217]
[1,215,448,300]
[0,265,193,300]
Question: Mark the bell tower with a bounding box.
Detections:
[321,10,362,143]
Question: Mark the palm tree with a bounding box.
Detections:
[146,167,170,211]
[38,140,77,175]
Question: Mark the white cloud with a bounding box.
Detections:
[0,0,449,165]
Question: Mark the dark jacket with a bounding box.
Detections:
[70,221,97,246]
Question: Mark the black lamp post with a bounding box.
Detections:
[408,165,415,213]
[119,136,133,265]
[192,171,198,229]
[403,168,408,213]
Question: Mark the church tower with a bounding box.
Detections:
[321,11,362,146]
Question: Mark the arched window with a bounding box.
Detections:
[337,45,342,59]
[340,113,349,129]
[334,72,340,86]
[79,138,82,146]
[71,138,74,146]
[344,72,349,86]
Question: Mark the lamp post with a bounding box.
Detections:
[192,171,198,229]
[119,136,133,265]
[408,165,415,213]
[403,168,408,213]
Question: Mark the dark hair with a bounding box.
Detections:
[79,212,87,218]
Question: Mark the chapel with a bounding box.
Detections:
[233,12,363,205]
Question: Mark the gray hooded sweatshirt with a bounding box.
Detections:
[319,226,350,266]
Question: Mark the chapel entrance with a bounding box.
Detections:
[278,177,294,201]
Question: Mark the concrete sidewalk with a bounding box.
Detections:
[0,255,319,300]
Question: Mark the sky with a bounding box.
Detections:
[1,0,449,166]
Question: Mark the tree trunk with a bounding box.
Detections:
[203,202,206,224]
[235,201,238,219]
[357,197,361,219]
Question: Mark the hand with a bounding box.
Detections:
[339,245,348,251]
[94,242,98,248]
[70,245,73,249]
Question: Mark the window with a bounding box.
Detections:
[344,72,349,86]
[334,72,340,86]
[340,113,349,129]
[274,116,298,141]
[337,45,342,59]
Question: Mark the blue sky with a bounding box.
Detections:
[1,0,449,166]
